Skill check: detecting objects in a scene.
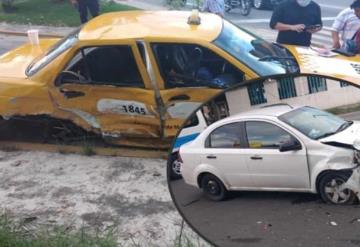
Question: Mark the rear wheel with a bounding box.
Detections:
[319,172,355,205]
[201,174,227,201]
[225,0,232,12]
[240,0,251,16]
[168,152,182,180]
[253,0,270,9]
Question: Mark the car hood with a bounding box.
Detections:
[320,121,360,146]
[0,39,59,78]
[285,45,360,85]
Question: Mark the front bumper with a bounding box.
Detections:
[342,166,360,201]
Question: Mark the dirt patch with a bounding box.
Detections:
[0,150,205,245]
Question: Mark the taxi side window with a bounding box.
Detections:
[151,43,245,89]
[63,46,145,88]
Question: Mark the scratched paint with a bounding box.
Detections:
[62,108,101,129]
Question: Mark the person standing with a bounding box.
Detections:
[201,0,225,17]
[331,0,360,49]
[270,0,322,46]
[71,0,100,24]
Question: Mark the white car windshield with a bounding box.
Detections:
[213,20,299,76]
[26,28,80,76]
[279,106,352,140]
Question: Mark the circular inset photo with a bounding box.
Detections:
[168,74,360,247]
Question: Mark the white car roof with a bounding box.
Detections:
[224,104,304,122]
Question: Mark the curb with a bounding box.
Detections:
[0,29,63,38]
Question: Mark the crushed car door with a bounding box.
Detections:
[49,43,160,139]
[148,42,257,138]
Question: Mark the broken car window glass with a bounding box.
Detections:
[64,46,145,88]
[152,43,245,89]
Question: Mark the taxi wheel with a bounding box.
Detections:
[201,174,227,201]
[319,172,356,205]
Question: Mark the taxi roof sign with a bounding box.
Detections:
[187,9,201,25]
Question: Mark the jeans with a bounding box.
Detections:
[78,0,99,24]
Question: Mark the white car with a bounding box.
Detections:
[179,104,360,204]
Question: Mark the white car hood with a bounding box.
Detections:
[320,121,360,146]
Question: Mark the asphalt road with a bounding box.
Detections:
[0,34,26,55]
[170,179,360,247]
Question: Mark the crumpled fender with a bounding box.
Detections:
[310,148,355,192]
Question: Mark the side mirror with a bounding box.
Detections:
[279,139,302,152]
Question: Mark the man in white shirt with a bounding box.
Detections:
[331,0,360,49]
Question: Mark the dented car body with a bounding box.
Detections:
[1,11,360,147]
[180,105,360,204]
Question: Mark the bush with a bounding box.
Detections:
[1,0,16,12]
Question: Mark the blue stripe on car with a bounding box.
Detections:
[173,133,200,149]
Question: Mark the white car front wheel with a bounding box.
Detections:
[319,172,355,205]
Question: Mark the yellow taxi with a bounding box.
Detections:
[0,10,359,147]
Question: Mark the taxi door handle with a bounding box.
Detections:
[169,94,190,101]
[60,88,85,99]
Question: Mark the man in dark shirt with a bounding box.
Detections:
[71,0,100,24]
[270,0,322,46]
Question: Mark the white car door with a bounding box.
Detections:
[244,120,310,190]
[201,122,254,188]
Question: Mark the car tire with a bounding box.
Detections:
[168,152,182,180]
[253,0,270,9]
[319,172,355,205]
[201,174,228,201]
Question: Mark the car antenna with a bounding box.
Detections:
[261,103,293,109]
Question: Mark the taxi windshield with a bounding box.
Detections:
[26,28,80,76]
[214,20,299,76]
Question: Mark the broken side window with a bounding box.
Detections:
[151,43,245,89]
[64,45,145,88]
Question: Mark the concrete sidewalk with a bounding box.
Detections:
[116,0,168,10]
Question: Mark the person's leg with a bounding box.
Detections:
[88,0,100,18]
[78,0,88,24]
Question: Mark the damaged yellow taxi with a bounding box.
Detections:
[0,11,359,147]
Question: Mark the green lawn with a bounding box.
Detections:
[0,0,138,27]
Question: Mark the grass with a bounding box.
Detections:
[81,142,96,156]
[0,214,118,247]
[0,0,138,27]
[326,102,360,115]
[0,215,207,247]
